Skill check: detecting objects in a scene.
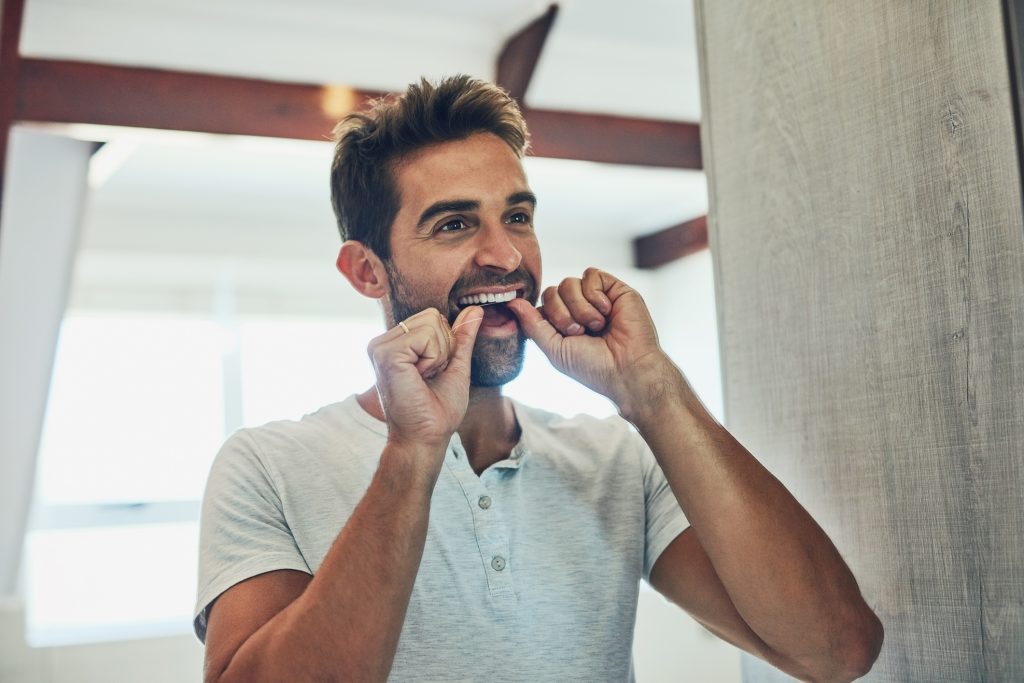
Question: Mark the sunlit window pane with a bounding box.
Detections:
[37,314,226,505]
[237,317,380,426]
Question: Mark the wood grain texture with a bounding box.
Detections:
[495,4,559,103]
[0,0,27,209]
[633,215,708,269]
[12,57,702,169]
[695,1,1024,680]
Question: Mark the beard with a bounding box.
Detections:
[384,262,532,387]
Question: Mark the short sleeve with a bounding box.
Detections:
[638,437,689,581]
[192,430,311,643]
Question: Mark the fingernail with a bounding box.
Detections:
[588,319,603,331]
[567,323,583,335]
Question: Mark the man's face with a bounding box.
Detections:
[383,132,541,386]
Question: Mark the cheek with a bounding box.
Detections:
[520,241,542,289]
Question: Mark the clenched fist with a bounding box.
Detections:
[368,306,483,462]
[507,267,679,419]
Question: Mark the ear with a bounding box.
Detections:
[337,240,388,299]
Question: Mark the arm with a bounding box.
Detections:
[203,306,484,683]
[508,268,882,682]
[626,366,882,682]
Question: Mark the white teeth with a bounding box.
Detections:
[457,290,518,306]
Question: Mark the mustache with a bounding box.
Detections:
[451,268,536,301]
[447,268,537,321]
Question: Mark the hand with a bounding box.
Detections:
[507,267,678,416]
[367,306,483,456]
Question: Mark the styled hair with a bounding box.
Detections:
[329,75,529,261]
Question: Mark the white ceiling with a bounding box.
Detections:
[22,0,702,121]
[19,0,707,307]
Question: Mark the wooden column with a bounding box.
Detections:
[696,1,1024,680]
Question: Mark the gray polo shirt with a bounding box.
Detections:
[194,395,688,682]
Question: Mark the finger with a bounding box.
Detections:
[388,309,452,365]
[557,277,606,333]
[409,327,446,377]
[430,308,453,367]
[386,307,440,341]
[387,314,448,378]
[542,286,586,336]
[506,298,563,358]
[420,310,455,379]
[581,267,613,316]
[446,305,483,373]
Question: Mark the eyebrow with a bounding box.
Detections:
[508,191,537,209]
[417,200,479,229]
[416,192,537,230]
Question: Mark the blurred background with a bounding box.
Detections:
[0,0,737,680]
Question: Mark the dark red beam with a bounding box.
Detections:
[0,0,28,208]
[16,58,386,141]
[633,214,708,269]
[525,107,701,169]
[14,58,702,170]
[496,4,559,103]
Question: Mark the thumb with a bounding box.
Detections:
[448,305,483,371]
[506,298,562,358]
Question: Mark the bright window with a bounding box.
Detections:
[36,314,226,506]
[237,317,380,427]
[26,311,385,645]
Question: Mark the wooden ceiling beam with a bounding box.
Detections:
[15,58,386,141]
[496,4,559,103]
[0,0,28,208]
[14,57,702,169]
[525,107,701,169]
[633,214,708,269]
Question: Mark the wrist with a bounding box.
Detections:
[616,361,706,429]
[378,438,450,493]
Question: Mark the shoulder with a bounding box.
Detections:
[244,397,376,451]
[512,401,644,466]
[211,396,383,485]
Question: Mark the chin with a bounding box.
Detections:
[470,335,526,386]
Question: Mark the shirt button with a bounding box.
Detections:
[478,495,492,510]
[491,555,506,571]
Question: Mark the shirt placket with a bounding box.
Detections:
[445,434,518,614]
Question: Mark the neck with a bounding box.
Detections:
[356,385,520,475]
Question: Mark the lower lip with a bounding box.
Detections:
[476,315,519,336]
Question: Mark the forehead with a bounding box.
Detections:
[392,133,529,215]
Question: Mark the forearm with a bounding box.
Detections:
[219,442,441,683]
[623,366,881,680]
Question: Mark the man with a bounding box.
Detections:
[194,75,883,682]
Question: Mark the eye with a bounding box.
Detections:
[437,217,468,233]
[507,211,532,225]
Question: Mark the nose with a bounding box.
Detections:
[474,221,522,273]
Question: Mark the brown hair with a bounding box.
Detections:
[329,75,529,261]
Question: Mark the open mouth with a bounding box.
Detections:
[454,288,526,329]
[456,289,521,307]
